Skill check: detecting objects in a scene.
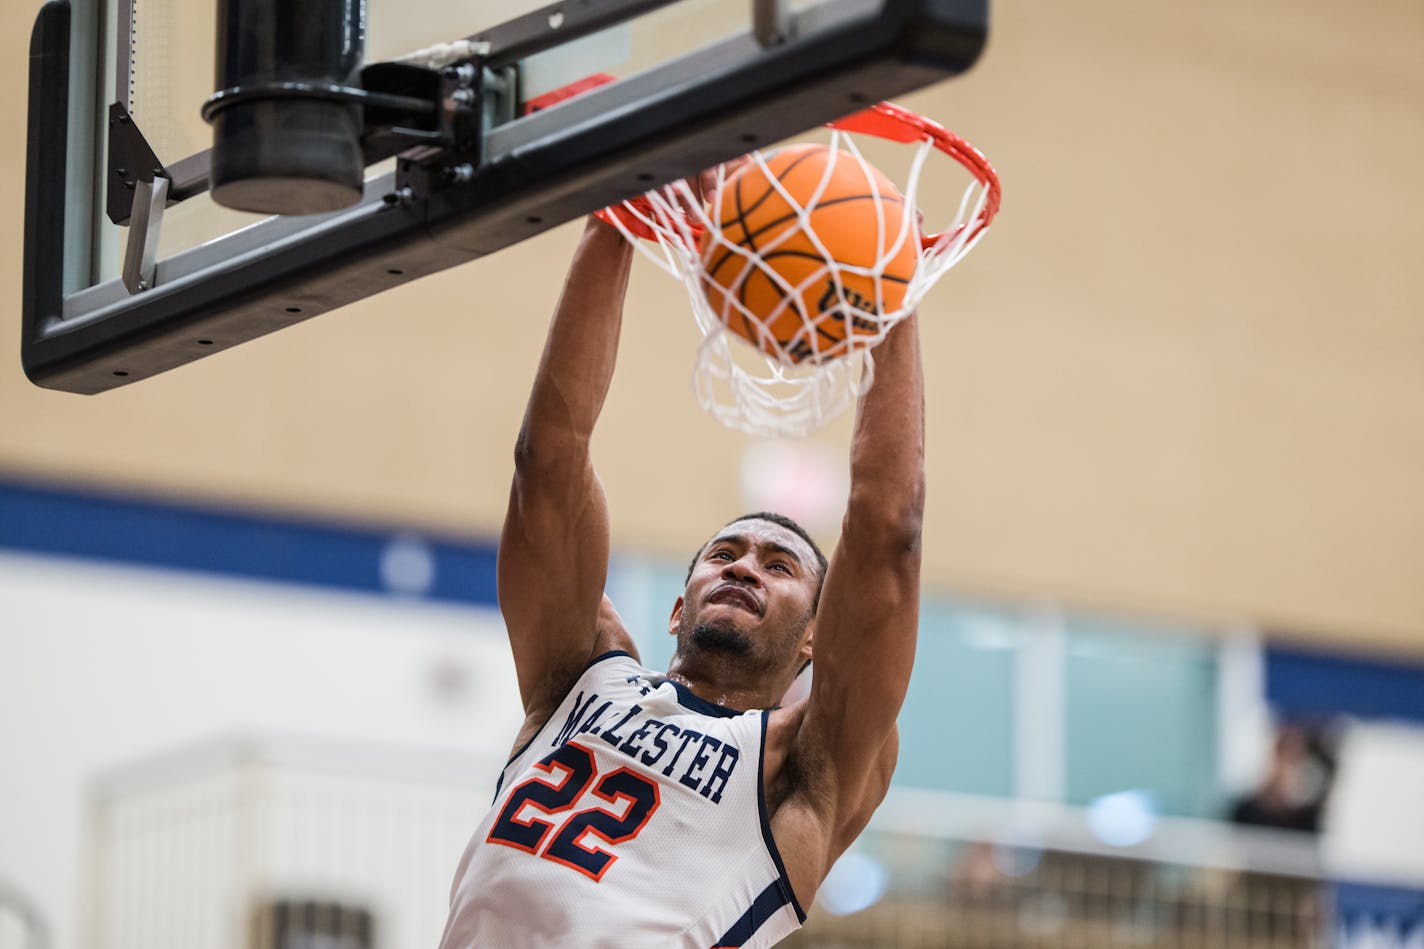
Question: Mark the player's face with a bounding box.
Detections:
[673,520,819,669]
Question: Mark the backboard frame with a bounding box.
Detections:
[23,0,988,394]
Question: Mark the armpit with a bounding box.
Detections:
[593,594,640,660]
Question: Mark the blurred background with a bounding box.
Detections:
[3,0,1423,947]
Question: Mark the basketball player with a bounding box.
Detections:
[440,208,924,947]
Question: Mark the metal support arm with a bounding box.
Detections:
[121,176,168,294]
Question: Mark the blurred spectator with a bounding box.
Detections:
[1229,722,1337,833]
[950,839,1007,897]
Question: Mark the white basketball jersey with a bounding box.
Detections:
[440,651,806,948]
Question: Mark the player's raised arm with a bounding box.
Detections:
[796,311,926,850]
[498,217,635,723]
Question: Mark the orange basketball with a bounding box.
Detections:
[699,144,919,364]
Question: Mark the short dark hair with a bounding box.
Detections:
[685,511,830,612]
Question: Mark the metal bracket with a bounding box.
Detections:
[753,0,795,46]
[106,54,508,226]
[105,102,165,226]
[109,98,174,292]
[105,102,212,225]
[393,58,486,199]
[356,57,488,171]
[121,176,168,293]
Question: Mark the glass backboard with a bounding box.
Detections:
[23,0,987,393]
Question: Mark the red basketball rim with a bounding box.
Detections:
[596,100,1001,253]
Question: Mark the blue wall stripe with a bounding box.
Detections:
[1334,880,1424,936]
[1266,644,1424,724]
[0,476,498,607]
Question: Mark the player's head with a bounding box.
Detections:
[670,512,828,685]
[683,511,828,607]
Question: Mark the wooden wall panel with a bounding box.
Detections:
[1,0,1420,654]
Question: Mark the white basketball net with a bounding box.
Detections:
[600,103,999,437]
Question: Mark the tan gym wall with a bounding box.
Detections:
[1,0,1420,656]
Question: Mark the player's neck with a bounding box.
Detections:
[664,656,787,712]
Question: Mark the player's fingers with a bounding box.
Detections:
[722,155,752,179]
[694,155,751,209]
[696,168,719,203]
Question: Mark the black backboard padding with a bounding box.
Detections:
[22,1,70,369]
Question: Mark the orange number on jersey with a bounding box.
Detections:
[488,741,661,880]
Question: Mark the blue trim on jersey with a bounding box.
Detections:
[501,729,542,776]
[656,677,742,719]
[755,711,807,924]
[711,879,793,948]
[491,771,504,805]
[588,648,636,668]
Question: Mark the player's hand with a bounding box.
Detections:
[686,155,752,208]
[594,154,754,235]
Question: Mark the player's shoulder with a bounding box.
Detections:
[593,594,640,661]
[504,599,642,759]
[761,699,838,910]
[765,697,896,827]
[763,702,897,903]
[762,701,810,793]
[766,699,809,735]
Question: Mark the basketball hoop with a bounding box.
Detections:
[599,101,1001,437]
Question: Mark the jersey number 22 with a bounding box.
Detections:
[487,741,661,881]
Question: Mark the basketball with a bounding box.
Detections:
[699,144,919,365]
